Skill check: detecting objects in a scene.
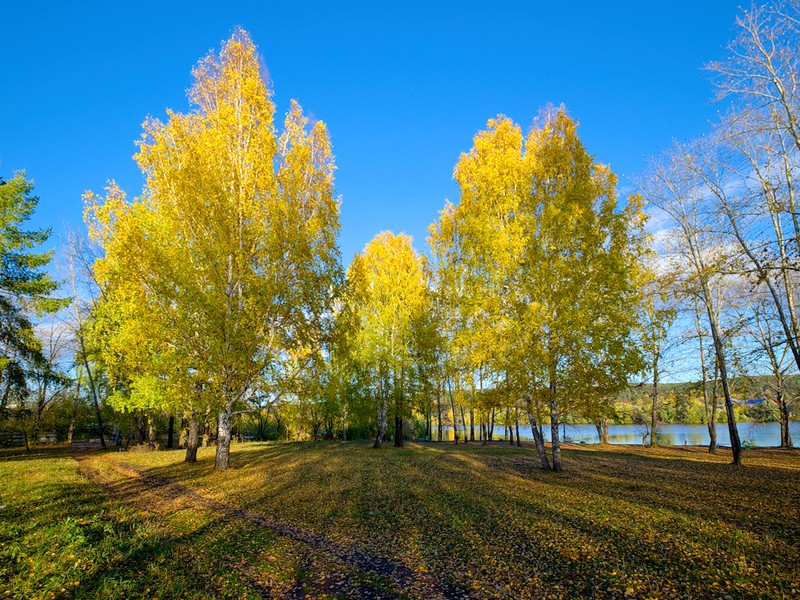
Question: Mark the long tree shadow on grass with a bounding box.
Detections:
[93,441,800,599]
[276,443,798,597]
[478,444,800,597]
[0,444,76,462]
[87,446,469,599]
[520,445,800,540]
[159,443,677,597]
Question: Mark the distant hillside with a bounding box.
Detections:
[616,374,798,424]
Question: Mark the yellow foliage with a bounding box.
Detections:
[84,29,341,423]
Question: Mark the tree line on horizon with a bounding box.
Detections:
[0,1,798,471]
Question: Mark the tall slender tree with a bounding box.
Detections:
[345,232,430,448]
[432,107,647,471]
[644,142,744,465]
[707,1,800,377]
[86,29,341,470]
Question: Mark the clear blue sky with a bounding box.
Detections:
[1,1,738,265]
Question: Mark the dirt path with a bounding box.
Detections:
[73,450,471,599]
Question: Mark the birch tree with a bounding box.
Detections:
[86,29,341,470]
[640,270,677,447]
[433,108,647,471]
[643,143,744,465]
[345,232,429,448]
[708,1,800,376]
[738,286,795,447]
[690,296,722,452]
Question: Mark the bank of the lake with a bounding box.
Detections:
[437,421,799,447]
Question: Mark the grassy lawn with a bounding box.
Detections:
[1,442,798,599]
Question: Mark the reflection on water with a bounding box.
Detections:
[435,421,799,447]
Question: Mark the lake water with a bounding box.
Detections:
[437,421,800,447]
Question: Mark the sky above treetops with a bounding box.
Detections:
[1,0,738,266]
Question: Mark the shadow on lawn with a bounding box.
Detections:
[71,518,227,598]
[548,446,800,538]
[94,441,800,599]
[0,444,76,462]
[128,443,669,596]
[104,447,474,599]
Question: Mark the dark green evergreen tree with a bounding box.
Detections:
[0,171,65,422]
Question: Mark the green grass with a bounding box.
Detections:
[0,446,222,599]
[1,442,798,599]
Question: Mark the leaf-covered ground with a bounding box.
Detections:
[1,441,798,599]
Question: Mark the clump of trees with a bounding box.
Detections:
[637,0,800,461]
[4,2,798,470]
[79,27,649,471]
[428,109,648,470]
[341,231,432,449]
[84,29,342,470]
